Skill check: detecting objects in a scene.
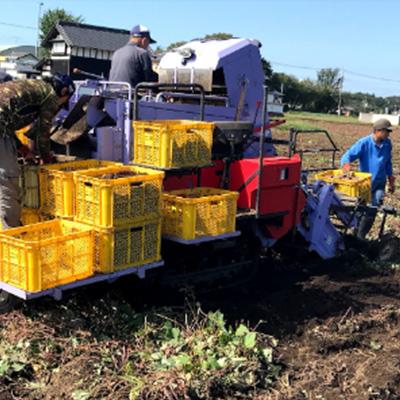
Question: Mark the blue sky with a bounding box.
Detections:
[1,0,399,96]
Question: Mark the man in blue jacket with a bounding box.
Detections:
[341,118,395,238]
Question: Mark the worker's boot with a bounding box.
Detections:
[356,210,377,240]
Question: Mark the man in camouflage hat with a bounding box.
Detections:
[0,74,75,229]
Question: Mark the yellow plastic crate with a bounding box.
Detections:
[74,165,164,228]
[314,169,371,203]
[0,220,94,292]
[19,165,40,209]
[21,208,41,225]
[133,120,214,168]
[40,160,119,218]
[162,187,239,240]
[93,218,161,273]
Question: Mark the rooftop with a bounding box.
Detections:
[42,21,130,52]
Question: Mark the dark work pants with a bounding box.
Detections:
[357,186,385,239]
[0,135,21,229]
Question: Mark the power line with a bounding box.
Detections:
[270,60,400,84]
[343,69,400,84]
[270,60,320,71]
[0,21,36,30]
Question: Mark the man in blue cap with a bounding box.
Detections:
[109,24,158,88]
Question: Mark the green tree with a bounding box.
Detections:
[165,33,234,52]
[317,68,342,93]
[39,8,84,57]
[261,58,273,82]
[203,32,234,40]
[39,8,84,41]
[270,72,304,110]
[153,46,166,56]
[166,41,187,51]
[315,68,343,113]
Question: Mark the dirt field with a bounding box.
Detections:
[1,116,400,399]
[265,117,400,399]
[204,256,400,400]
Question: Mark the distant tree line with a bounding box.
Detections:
[263,61,398,115]
[265,66,343,113]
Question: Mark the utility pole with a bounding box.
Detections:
[337,68,344,116]
[35,2,44,58]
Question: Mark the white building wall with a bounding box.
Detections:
[359,113,400,126]
[267,92,284,115]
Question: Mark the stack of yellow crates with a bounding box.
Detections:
[73,165,164,273]
[0,159,123,292]
[39,160,119,219]
[1,156,166,292]
[132,119,240,241]
[18,150,84,225]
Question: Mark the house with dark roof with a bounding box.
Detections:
[40,20,130,79]
[0,45,39,79]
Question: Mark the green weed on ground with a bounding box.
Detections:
[125,309,279,399]
[0,296,280,400]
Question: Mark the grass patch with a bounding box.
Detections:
[285,111,364,125]
[275,111,366,133]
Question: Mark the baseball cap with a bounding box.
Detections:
[130,24,156,44]
[52,73,75,96]
[373,118,393,131]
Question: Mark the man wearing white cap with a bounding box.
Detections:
[109,24,158,88]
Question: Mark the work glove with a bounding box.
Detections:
[388,176,395,194]
[342,163,351,172]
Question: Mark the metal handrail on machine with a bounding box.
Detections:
[133,82,206,121]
